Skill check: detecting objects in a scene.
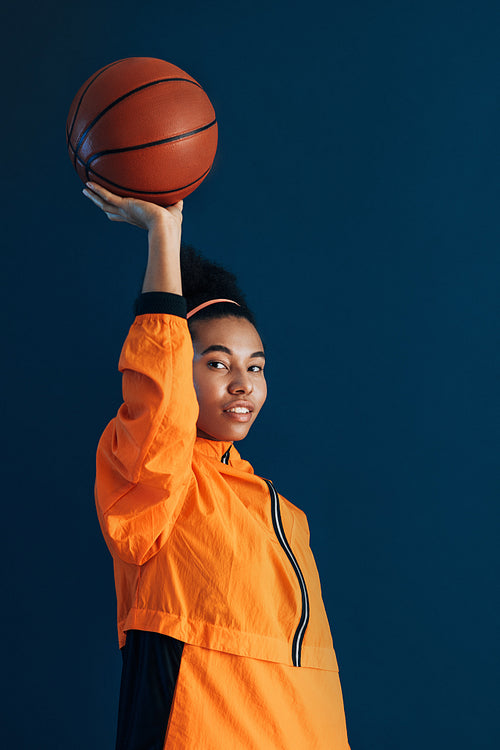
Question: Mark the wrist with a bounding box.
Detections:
[148,219,181,255]
[148,211,181,236]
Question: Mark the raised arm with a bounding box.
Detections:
[86,184,199,566]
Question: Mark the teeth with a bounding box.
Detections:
[226,407,250,413]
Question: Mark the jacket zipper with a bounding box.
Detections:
[220,450,310,666]
[264,479,310,667]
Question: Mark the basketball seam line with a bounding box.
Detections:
[67,59,126,150]
[71,77,203,162]
[85,165,212,195]
[84,118,217,169]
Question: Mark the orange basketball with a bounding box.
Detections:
[66,57,218,205]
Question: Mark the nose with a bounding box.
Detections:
[228,368,253,394]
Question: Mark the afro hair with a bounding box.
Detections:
[181,244,257,328]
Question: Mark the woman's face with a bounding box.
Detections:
[191,316,267,442]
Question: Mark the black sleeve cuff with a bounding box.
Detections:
[134,292,187,318]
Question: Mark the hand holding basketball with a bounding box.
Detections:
[83,182,183,232]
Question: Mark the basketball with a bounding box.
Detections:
[66,57,218,205]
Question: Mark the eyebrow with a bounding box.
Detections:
[200,345,265,358]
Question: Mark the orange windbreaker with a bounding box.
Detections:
[95,309,350,747]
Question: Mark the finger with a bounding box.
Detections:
[83,188,120,215]
[83,187,107,209]
[86,181,123,205]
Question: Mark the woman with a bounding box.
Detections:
[85,182,351,749]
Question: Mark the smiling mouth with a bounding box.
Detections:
[222,404,253,422]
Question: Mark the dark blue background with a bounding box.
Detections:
[3,1,498,747]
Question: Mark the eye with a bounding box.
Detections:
[207,360,227,370]
[248,364,264,372]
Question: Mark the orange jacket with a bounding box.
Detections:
[95,311,338,673]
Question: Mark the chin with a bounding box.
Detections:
[198,422,252,442]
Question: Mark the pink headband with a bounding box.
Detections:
[186,298,241,319]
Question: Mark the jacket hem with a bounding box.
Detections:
[119,607,339,672]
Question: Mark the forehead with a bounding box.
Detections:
[191,316,264,354]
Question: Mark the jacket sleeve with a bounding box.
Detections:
[95,294,199,566]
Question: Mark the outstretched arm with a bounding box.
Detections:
[83,182,183,294]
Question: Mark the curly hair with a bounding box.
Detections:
[180,244,258,329]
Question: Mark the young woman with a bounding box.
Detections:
[84,182,351,749]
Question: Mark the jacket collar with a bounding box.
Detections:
[194,437,236,461]
[194,438,254,473]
